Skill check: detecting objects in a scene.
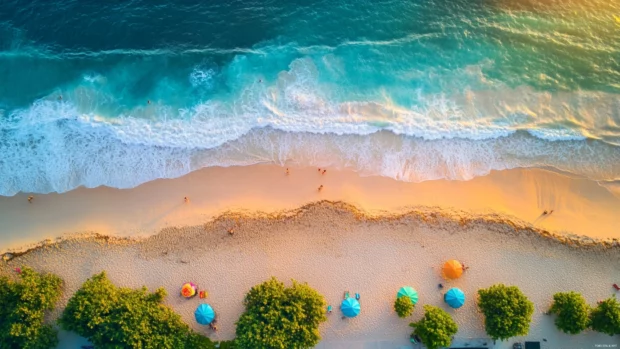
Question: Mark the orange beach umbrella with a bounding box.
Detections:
[442,260,463,279]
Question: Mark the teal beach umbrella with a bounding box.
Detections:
[341,297,361,317]
[444,288,465,308]
[195,304,215,325]
[397,286,419,304]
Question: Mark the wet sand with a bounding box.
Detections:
[1,165,619,254]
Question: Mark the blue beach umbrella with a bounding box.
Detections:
[341,297,361,318]
[444,288,465,309]
[397,286,419,305]
[195,304,215,325]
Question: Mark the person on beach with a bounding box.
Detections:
[184,197,189,203]
[613,283,620,291]
[227,227,235,235]
[438,283,443,289]
[27,195,34,203]
[318,168,321,172]
[543,210,548,215]
[286,168,290,175]
[322,169,326,175]
[318,185,324,192]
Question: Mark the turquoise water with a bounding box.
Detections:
[1,0,619,195]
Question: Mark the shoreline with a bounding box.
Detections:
[2,201,618,349]
[1,164,619,253]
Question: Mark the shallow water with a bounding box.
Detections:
[1,0,619,195]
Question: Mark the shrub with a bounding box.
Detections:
[0,267,63,349]
[217,340,237,349]
[589,296,620,336]
[60,272,215,349]
[549,291,590,334]
[410,305,458,349]
[235,277,326,349]
[477,284,534,341]
[394,296,414,318]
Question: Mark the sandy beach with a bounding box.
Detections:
[1,201,618,349]
[1,165,619,254]
[1,166,619,348]
[3,1,620,348]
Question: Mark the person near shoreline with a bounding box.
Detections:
[27,195,34,203]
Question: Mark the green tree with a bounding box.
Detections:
[409,305,458,349]
[548,291,590,334]
[60,272,215,349]
[0,266,63,349]
[394,296,414,318]
[589,296,620,336]
[216,340,238,349]
[477,284,534,341]
[235,277,327,349]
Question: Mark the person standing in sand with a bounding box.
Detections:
[184,197,189,203]
[27,195,34,203]
[322,169,326,175]
[318,185,324,192]
[286,168,290,175]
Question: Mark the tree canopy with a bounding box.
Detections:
[589,296,620,336]
[235,277,327,349]
[410,305,458,349]
[60,271,215,349]
[549,291,590,334]
[394,296,414,318]
[0,267,63,349]
[477,284,534,341]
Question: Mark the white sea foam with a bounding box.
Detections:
[1,58,620,195]
[189,66,215,88]
[1,110,620,196]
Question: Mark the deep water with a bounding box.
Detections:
[1,0,619,195]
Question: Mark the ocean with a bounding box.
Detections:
[1,0,619,195]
